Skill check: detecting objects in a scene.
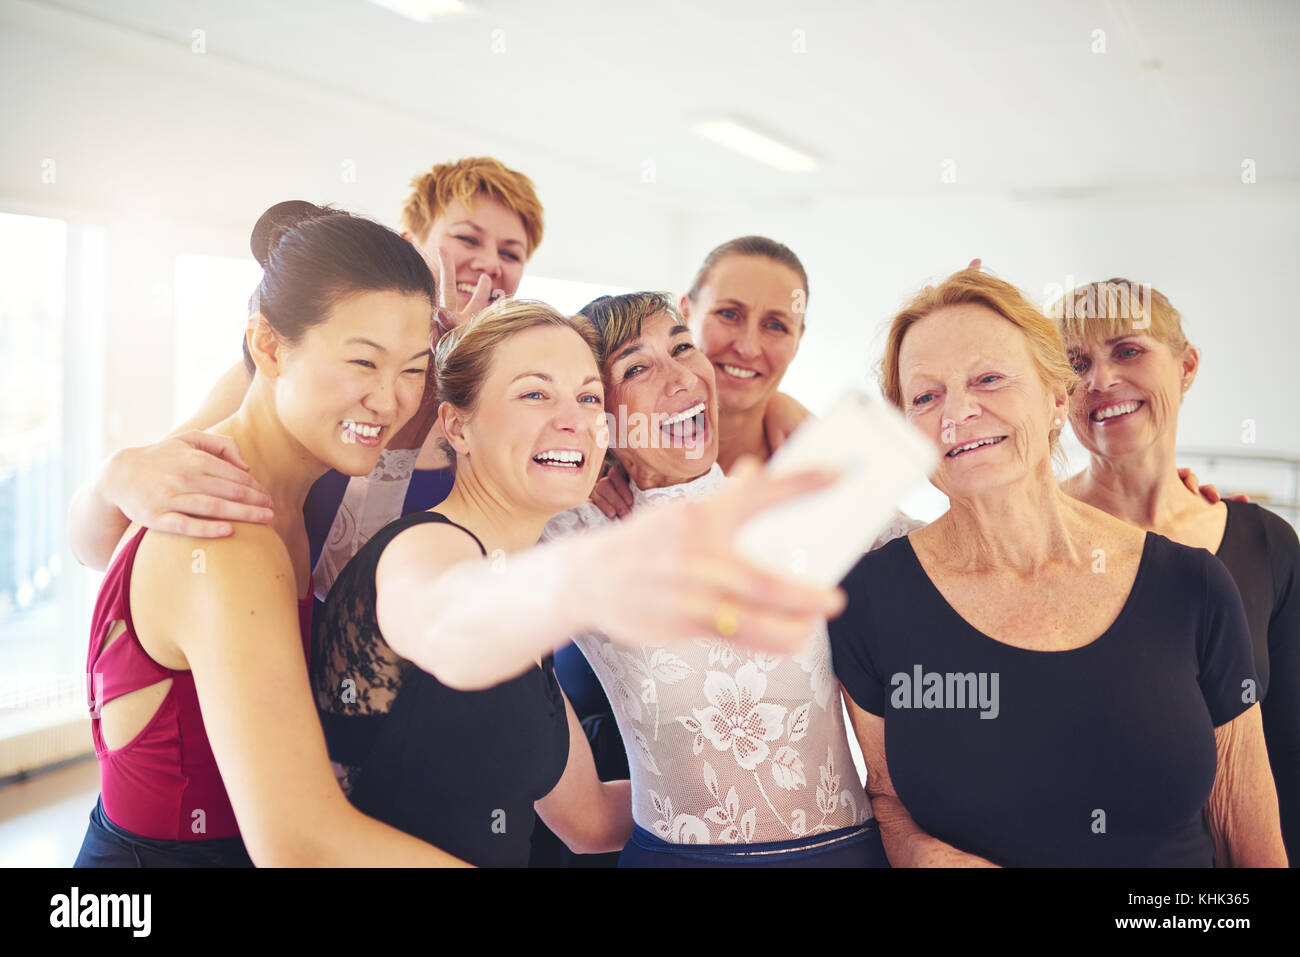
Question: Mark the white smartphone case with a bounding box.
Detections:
[734,390,937,587]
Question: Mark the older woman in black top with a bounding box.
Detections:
[1053,279,1299,865]
[829,267,1285,866]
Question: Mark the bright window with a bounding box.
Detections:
[172,254,263,427]
[0,212,102,744]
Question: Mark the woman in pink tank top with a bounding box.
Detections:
[75,201,470,867]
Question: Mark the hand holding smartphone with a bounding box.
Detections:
[734,390,936,587]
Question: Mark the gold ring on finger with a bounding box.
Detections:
[714,599,740,638]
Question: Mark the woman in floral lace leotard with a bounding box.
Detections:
[544,292,916,866]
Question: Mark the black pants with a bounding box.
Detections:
[73,795,253,868]
[619,820,891,867]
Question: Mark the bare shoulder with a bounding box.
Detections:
[764,391,813,449]
[141,517,290,577]
[769,390,812,419]
[129,521,297,665]
[133,521,296,608]
[374,514,487,590]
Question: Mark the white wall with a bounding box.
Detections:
[3,0,1295,472]
[0,0,688,451]
[677,187,1300,461]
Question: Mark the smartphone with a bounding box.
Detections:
[734,390,937,587]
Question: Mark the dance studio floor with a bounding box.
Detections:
[0,756,98,867]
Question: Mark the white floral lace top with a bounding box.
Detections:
[542,463,923,845]
[313,448,421,603]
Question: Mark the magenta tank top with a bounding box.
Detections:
[86,526,312,841]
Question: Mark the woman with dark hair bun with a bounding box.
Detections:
[75,201,470,867]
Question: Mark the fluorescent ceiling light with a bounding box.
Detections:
[367,0,466,22]
[693,119,818,173]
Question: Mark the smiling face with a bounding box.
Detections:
[272,289,433,475]
[899,303,1066,500]
[685,254,805,416]
[1065,333,1193,460]
[447,324,607,516]
[604,310,720,486]
[410,194,528,309]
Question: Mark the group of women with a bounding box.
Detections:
[67,155,1297,867]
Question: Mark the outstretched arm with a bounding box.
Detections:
[376,459,848,691]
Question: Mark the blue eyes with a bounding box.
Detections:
[1070,346,1143,373]
[913,375,1002,405]
[714,309,787,333]
[521,391,603,404]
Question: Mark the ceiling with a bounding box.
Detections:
[27,0,1300,205]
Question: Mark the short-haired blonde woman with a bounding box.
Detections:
[311,299,846,867]
[829,267,1286,866]
[1054,279,1299,865]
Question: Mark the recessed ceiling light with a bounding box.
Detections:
[367,0,466,22]
[693,118,818,173]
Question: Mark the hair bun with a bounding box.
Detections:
[250,200,330,267]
